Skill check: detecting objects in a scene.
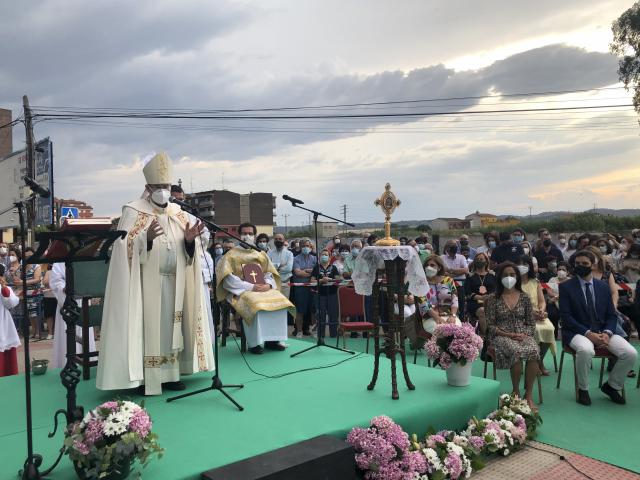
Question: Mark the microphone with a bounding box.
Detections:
[283,194,304,205]
[23,176,50,198]
[168,196,192,210]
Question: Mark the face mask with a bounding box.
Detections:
[475,261,487,268]
[517,265,529,276]
[543,239,551,247]
[488,241,496,249]
[460,240,468,246]
[559,239,566,245]
[522,247,530,255]
[241,234,255,246]
[340,251,349,258]
[548,262,557,270]
[302,247,311,255]
[557,270,568,279]
[569,239,577,248]
[333,239,340,245]
[274,240,284,249]
[214,248,223,256]
[258,242,268,251]
[150,188,170,206]
[599,246,608,254]
[447,247,457,255]
[418,244,426,251]
[425,266,438,278]
[320,255,329,263]
[501,276,516,289]
[574,264,592,278]
[351,248,360,257]
[0,247,7,255]
[9,256,17,263]
[513,235,523,243]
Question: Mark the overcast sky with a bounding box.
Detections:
[1,0,638,226]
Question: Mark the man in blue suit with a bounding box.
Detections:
[559,250,637,405]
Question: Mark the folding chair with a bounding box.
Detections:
[556,344,626,400]
[337,286,375,352]
[483,344,543,403]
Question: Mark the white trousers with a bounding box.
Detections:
[569,334,638,391]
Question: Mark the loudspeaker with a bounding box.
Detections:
[201,435,356,480]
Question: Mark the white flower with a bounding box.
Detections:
[103,413,128,437]
[503,449,510,456]
[447,442,465,456]
[453,435,469,447]
[422,448,442,470]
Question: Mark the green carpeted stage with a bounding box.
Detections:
[0,339,500,479]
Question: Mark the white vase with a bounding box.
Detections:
[446,361,473,387]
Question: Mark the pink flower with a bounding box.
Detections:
[73,440,90,456]
[445,451,463,479]
[129,409,152,438]
[84,419,104,445]
[100,401,119,411]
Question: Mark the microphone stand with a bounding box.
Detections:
[166,203,260,410]
[285,199,356,358]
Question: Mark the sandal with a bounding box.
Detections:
[627,370,636,378]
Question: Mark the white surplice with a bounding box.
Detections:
[222,272,288,348]
[0,286,20,352]
[49,262,96,369]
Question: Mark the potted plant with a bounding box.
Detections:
[425,323,483,386]
[64,400,163,479]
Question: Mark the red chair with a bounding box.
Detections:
[556,344,625,400]
[337,286,376,352]
[483,344,543,403]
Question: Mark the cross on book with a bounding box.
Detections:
[242,263,266,285]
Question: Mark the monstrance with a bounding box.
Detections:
[374,183,401,246]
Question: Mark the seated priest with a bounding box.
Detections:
[216,223,296,354]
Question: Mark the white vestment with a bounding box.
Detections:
[222,272,288,348]
[201,249,215,343]
[0,287,20,352]
[96,199,214,395]
[49,262,96,369]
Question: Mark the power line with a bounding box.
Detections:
[30,85,628,114]
[31,103,635,122]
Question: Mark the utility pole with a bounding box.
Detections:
[528,206,532,220]
[282,213,289,235]
[340,204,348,235]
[23,96,35,245]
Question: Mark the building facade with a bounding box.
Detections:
[188,190,276,238]
[429,218,471,231]
[55,198,94,221]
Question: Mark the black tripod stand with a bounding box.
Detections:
[283,196,356,358]
[166,202,259,410]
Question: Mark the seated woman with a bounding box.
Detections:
[420,255,460,333]
[465,252,496,335]
[485,262,540,410]
[517,255,556,376]
[545,261,570,338]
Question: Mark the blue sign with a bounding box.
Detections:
[61,207,79,219]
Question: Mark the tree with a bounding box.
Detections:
[611,2,640,112]
[416,224,432,232]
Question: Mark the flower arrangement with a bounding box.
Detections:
[346,415,427,480]
[64,400,163,479]
[425,323,483,369]
[347,394,541,480]
[410,430,484,480]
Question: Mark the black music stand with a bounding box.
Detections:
[24,228,125,477]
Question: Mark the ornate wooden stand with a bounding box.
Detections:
[367,256,415,399]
